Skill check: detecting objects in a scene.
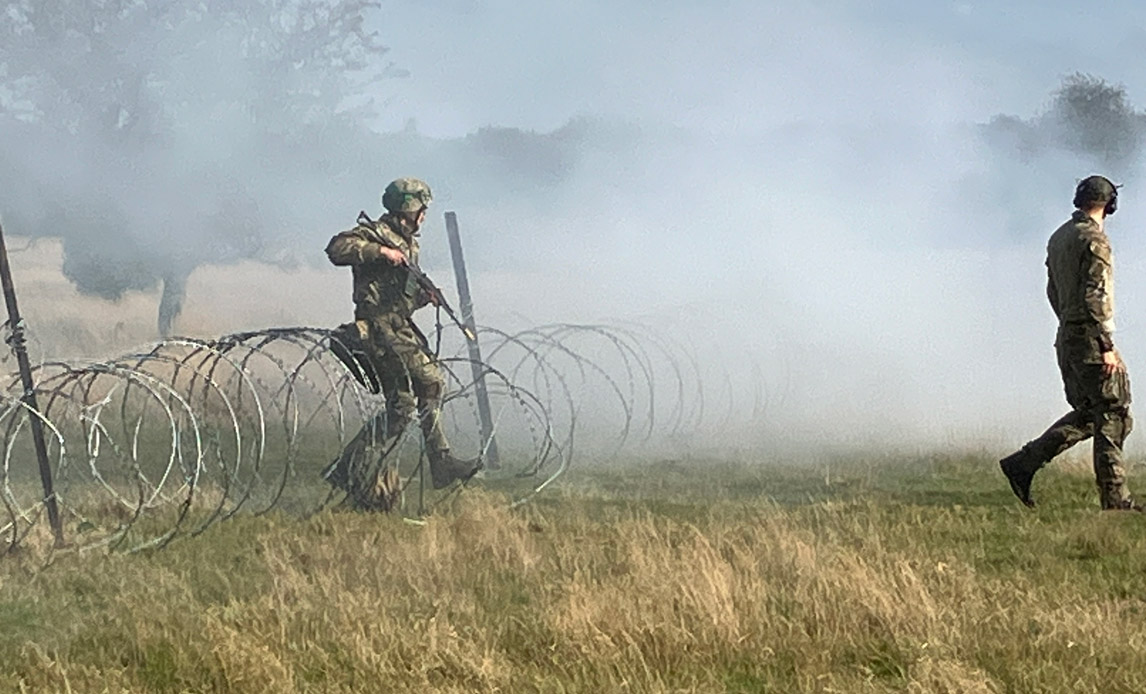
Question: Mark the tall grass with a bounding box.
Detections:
[2,454,1146,693]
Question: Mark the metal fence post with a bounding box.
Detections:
[0,219,65,547]
[443,212,500,470]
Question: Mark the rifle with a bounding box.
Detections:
[357,211,476,342]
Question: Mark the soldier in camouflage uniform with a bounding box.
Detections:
[323,178,480,497]
[1001,175,1138,511]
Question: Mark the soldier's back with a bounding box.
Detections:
[1046,212,1105,326]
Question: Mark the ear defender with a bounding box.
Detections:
[1073,175,1120,215]
[1106,180,1119,216]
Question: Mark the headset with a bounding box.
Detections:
[1074,175,1120,216]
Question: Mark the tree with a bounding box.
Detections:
[1048,73,1141,172]
[979,73,1146,176]
[0,0,402,335]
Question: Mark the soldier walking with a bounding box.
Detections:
[1001,175,1138,510]
[323,178,480,503]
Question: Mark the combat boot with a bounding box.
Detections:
[428,451,482,490]
[1000,450,1037,508]
[1101,496,1144,512]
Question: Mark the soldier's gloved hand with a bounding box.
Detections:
[378,245,407,265]
[1102,350,1126,376]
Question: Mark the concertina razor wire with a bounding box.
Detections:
[0,323,776,559]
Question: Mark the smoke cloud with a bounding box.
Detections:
[5,0,1146,453]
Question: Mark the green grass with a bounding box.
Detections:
[2,451,1146,692]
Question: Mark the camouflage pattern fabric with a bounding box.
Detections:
[324,418,403,512]
[382,177,433,214]
[324,315,451,508]
[324,210,453,509]
[1046,210,1116,350]
[1008,210,1133,508]
[325,213,430,318]
[1016,327,1133,508]
[361,312,450,456]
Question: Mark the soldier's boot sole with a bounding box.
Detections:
[1000,452,1037,508]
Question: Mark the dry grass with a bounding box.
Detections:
[2,454,1146,693]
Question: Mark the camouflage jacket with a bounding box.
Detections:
[325,213,428,318]
[1046,210,1116,351]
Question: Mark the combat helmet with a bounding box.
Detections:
[382,178,433,214]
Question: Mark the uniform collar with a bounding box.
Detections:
[1071,209,1101,229]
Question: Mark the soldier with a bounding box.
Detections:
[323,178,480,499]
[1000,175,1138,510]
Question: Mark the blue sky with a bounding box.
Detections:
[370,0,1146,136]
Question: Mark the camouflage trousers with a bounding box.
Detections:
[1016,328,1133,508]
[357,311,450,455]
[325,313,450,504]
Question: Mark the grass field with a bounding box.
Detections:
[2,452,1146,693]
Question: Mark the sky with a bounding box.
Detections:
[370,0,1146,137]
[9,0,1146,455]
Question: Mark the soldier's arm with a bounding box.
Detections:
[325,228,385,266]
[1083,235,1116,352]
[1045,265,1061,319]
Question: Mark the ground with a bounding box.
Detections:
[2,452,1146,693]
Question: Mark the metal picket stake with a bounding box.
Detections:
[0,219,65,547]
[443,212,500,470]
